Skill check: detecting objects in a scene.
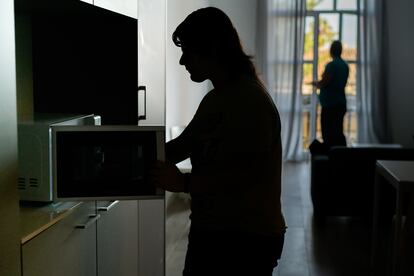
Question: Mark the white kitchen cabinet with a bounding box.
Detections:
[79,0,93,4]
[138,199,165,276]
[94,0,137,18]
[96,200,139,276]
[137,0,166,126]
[21,201,141,276]
[21,202,97,276]
[21,200,165,276]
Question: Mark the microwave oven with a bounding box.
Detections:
[17,114,100,202]
[52,125,165,201]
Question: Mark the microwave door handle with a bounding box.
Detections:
[138,85,147,121]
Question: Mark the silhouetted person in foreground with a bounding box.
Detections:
[311,40,349,149]
[151,7,286,276]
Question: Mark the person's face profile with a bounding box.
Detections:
[179,46,211,83]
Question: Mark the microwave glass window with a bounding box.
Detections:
[56,131,158,198]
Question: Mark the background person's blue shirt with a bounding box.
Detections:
[318,57,349,108]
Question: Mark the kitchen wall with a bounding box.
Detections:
[385,0,414,147]
[0,0,21,275]
[165,0,258,139]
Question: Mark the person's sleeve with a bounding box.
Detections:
[319,62,334,88]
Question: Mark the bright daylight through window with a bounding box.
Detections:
[302,0,359,149]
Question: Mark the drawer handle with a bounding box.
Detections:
[97,200,120,212]
[76,214,101,229]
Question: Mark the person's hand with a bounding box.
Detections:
[150,160,186,193]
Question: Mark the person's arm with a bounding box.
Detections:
[313,70,332,89]
[151,150,276,194]
[150,160,187,193]
[165,92,212,164]
[311,63,333,89]
[165,131,191,164]
[184,151,277,195]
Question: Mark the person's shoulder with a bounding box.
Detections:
[325,60,335,70]
[335,58,349,72]
[200,88,216,102]
[342,58,350,68]
[327,58,347,71]
[236,76,268,94]
[241,77,279,117]
[334,57,348,66]
[337,57,348,64]
[196,88,218,113]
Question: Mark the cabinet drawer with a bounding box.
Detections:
[22,202,97,276]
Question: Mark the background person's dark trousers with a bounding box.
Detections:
[321,104,347,147]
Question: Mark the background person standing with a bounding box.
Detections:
[311,40,349,148]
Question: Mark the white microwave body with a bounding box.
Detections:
[17,114,100,202]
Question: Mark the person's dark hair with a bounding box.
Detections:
[172,7,258,79]
[330,40,343,58]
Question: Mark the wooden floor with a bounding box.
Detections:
[165,161,374,276]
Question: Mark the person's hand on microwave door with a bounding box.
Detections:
[150,160,187,193]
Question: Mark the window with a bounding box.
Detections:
[302,0,359,149]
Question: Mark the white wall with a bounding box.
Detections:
[165,0,258,139]
[209,0,258,57]
[0,0,21,275]
[386,0,414,147]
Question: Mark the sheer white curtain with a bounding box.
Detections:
[256,0,306,161]
[358,0,390,143]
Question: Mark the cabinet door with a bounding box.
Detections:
[138,199,165,276]
[22,202,97,276]
[97,200,139,276]
[79,0,93,4]
[137,0,166,126]
[94,0,137,18]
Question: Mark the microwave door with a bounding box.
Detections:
[52,125,165,202]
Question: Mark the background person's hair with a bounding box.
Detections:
[330,40,343,57]
[172,7,259,80]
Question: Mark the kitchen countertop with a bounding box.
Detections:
[19,201,83,245]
